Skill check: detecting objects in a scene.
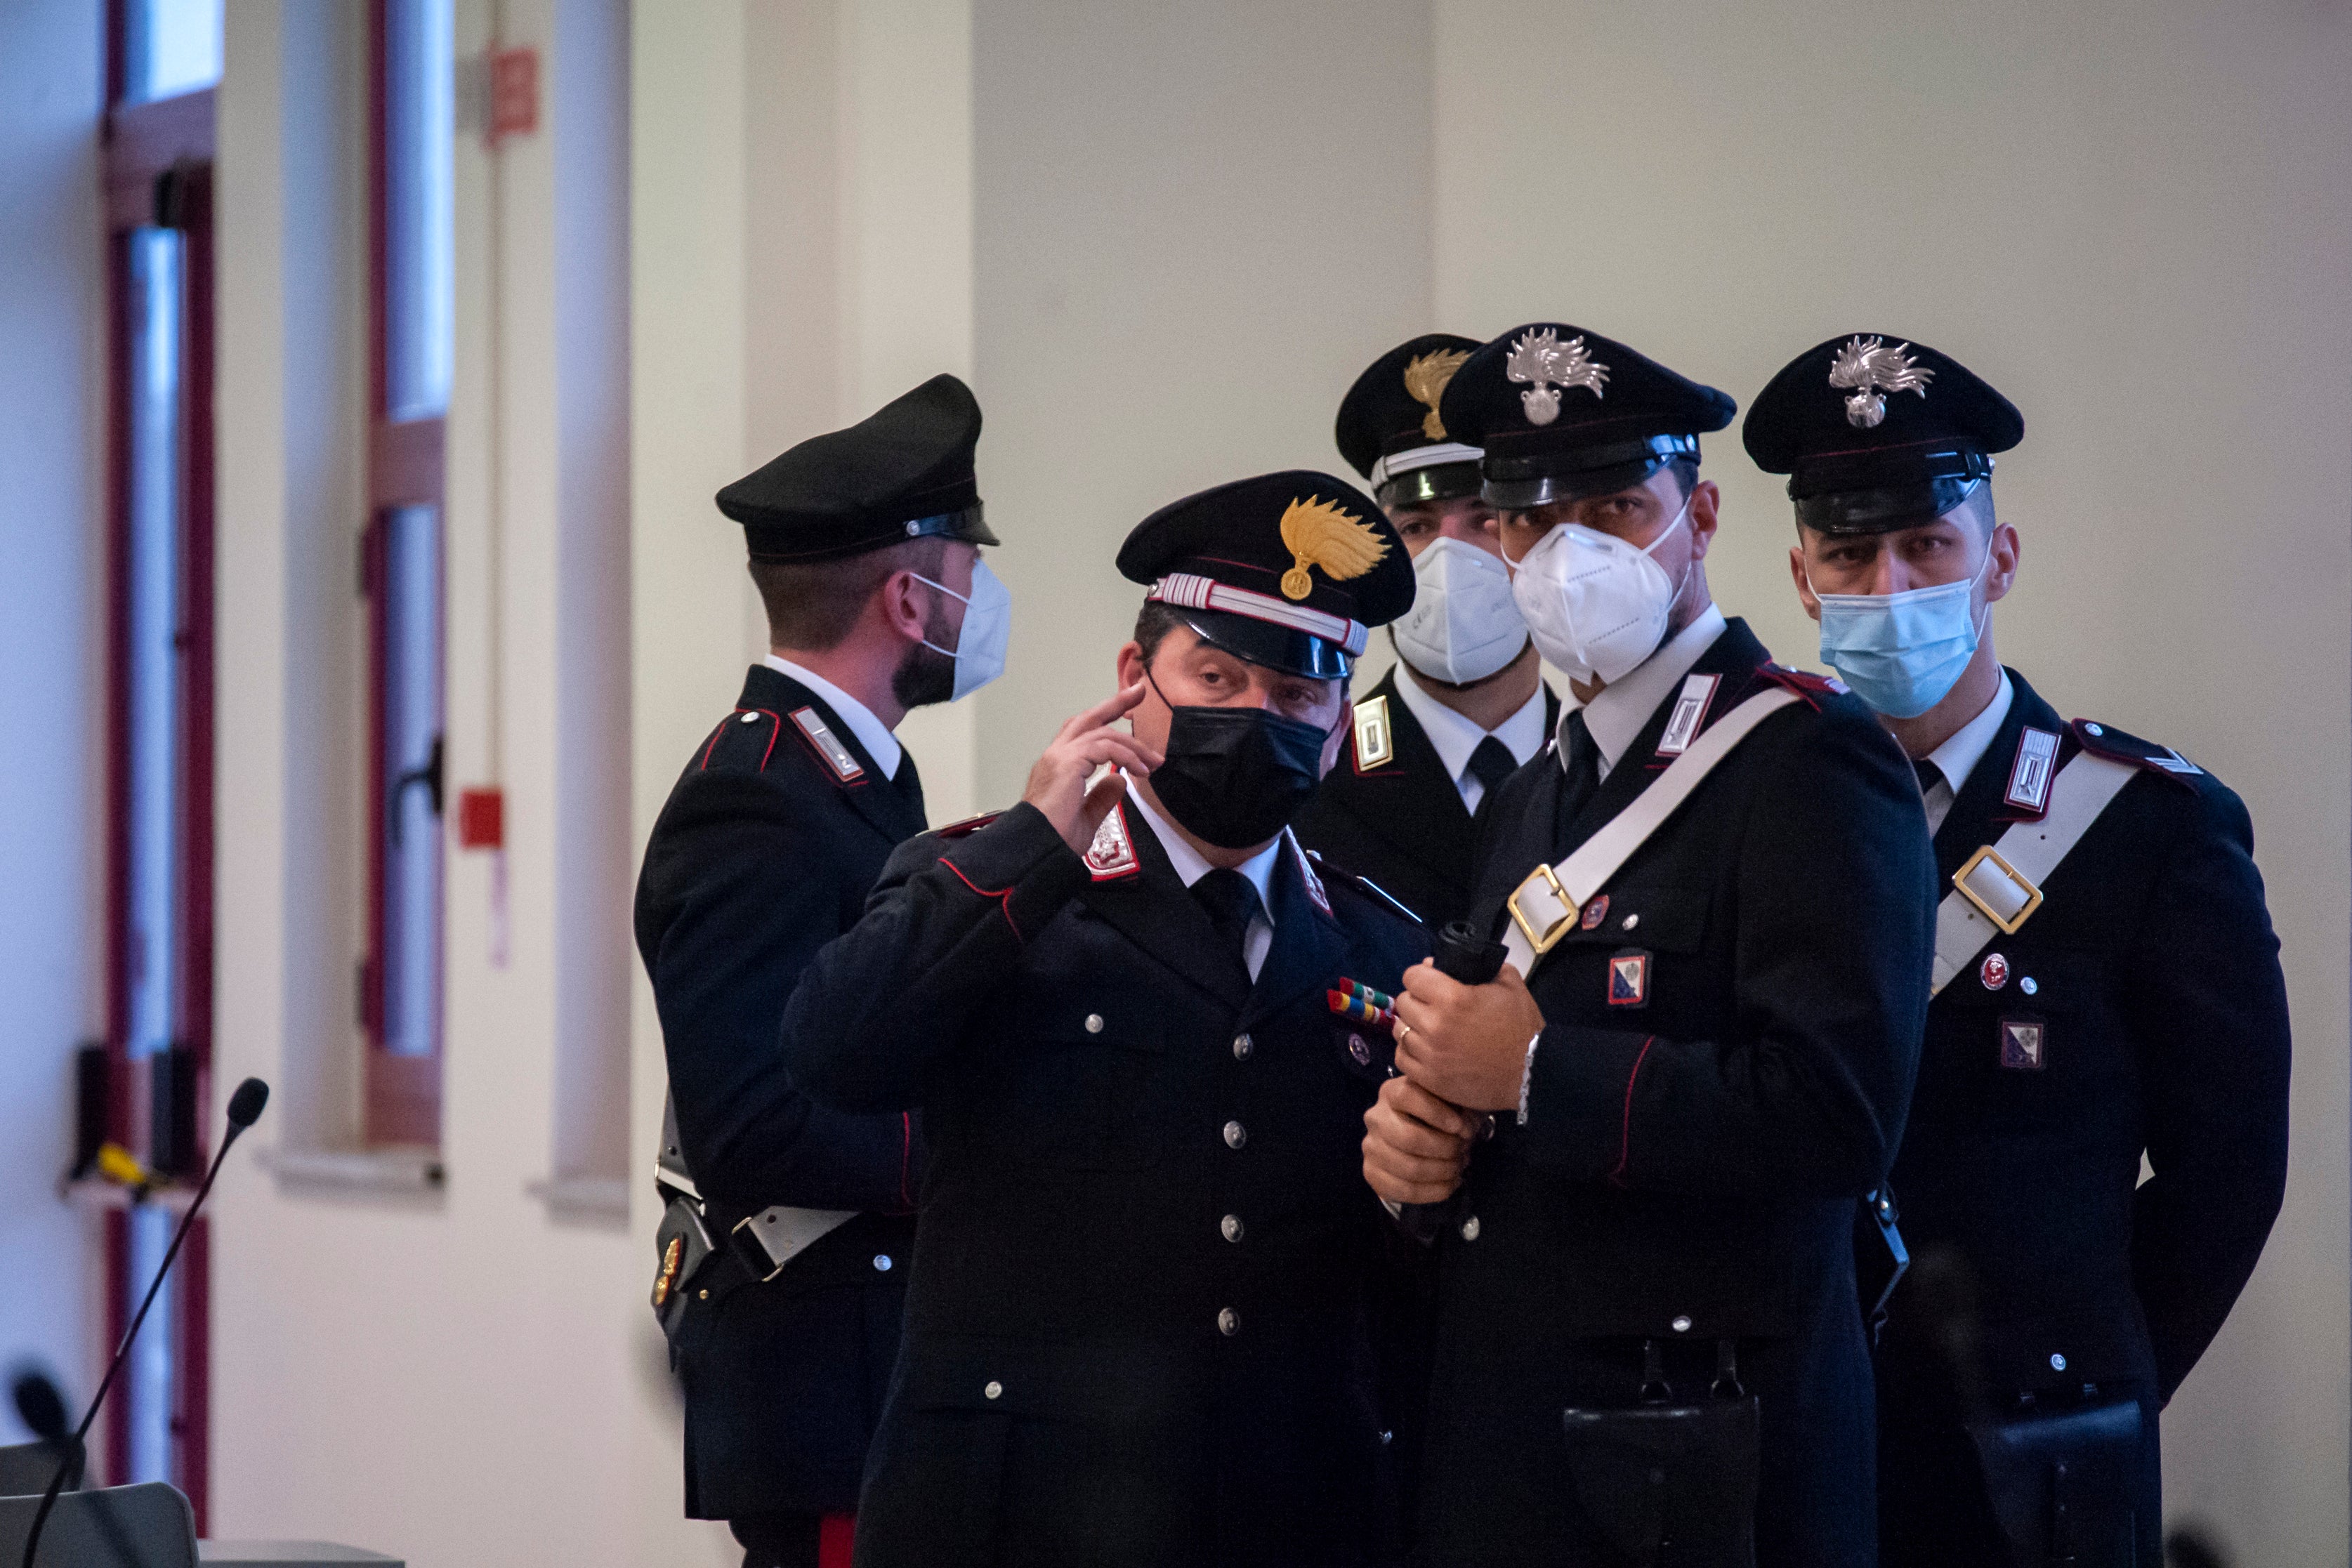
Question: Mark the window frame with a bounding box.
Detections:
[360,0,449,1146]
[100,0,218,1522]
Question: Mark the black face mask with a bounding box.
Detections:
[1145,673,1336,850]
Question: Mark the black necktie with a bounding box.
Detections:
[1467,736,1518,803]
[1193,868,1262,962]
[1559,710,1601,821]
[1912,758,1945,796]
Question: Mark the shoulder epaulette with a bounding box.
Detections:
[2069,718,2202,784]
[935,810,1004,840]
[1303,848,1426,927]
[1751,663,1847,709]
[699,708,784,774]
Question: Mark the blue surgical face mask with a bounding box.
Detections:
[912,558,1011,700]
[1807,540,1990,720]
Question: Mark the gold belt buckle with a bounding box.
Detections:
[1952,845,2044,935]
[1506,863,1577,956]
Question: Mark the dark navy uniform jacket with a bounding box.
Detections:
[1874,669,2289,1556]
[634,664,928,1520]
[780,796,1430,1568]
[1421,618,1934,1568]
[1296,666,1560,930]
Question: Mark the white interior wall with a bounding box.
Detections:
[1430,2,2352,1560]
[208,4,707,1564]
[966,0,1437,803]
[167,1,2350,1561]
[0,0,101,1439]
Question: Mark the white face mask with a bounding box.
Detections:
[912,558,1011,701]
[1389,536,1529,685]
[1506,498,1692,685]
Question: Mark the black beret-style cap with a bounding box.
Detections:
[1743,335,2023,534]
[1117,470,1415,679]
[717,374,1000,562]
[1334,334,1487,508]
[1437,323,1736,508]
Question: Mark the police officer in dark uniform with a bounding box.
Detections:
[1299,334,1559,930]
[780,472,1431,1568]
[635,376,1009,1568]
[1746,335,2292,1567]
[1360,324,1936,1567]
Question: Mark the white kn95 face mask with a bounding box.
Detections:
[1389,536,1529,685]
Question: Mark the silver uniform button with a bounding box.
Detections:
[2050,1352,2067,1371]
[1622,914,1640,931]
[2084,723,2104,737]
[984,1380,1003,1399]
[739,711,759,725]
[1221,1214,1244,1243]
[1084,1013,1105,1034]
[2021,977,2039,996]
[1671,1315,1693,1333]
[1223,1120,1247,1149]
[1459,1215,1480,1241]
[1233,1032,1253,1060]
[1218,1307,1240,1336]
[873,1255,892,1271]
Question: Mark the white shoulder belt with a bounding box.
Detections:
[1500,687,1800,977]
[1929,751,2137,994]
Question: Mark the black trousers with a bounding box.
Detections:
[732,1511,821,1568]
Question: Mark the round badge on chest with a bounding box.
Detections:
[1979,951,2010,991]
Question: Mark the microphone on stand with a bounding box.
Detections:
[20,1077,268,1568]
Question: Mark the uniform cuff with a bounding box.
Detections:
[1516,1022,1660,1183]
[938,802,1090,942]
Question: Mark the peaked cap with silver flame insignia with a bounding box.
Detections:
[1504,328,1609,426]
[1438,323,1734,508]
[1827,336,1936,428]
[1745,333,2023,535]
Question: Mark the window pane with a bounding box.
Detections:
[121,0,223,105]
[380,506,443,1060]
[384,0,455,421]
[123,227,185,1486]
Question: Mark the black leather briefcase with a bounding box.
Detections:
[1973,1396,2143,1568]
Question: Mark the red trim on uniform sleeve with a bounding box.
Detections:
[898,1112,914,1211]
[940,859,1024,942]
[754,710,782,771]
[817,1513,855,1568]
[1608,1036,1657,1189]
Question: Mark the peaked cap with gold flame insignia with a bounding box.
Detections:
[1118,470,1414,678]
[1334,334,1487,507]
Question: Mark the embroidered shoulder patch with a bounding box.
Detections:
[1290,831,1333,916]
[1655,673,1721,757]
[1084,802,1140,881]
[2004,726,2061,814]
[1351,694,1395,771]
[789,707,865,783]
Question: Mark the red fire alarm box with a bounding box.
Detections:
[456,787,505,850]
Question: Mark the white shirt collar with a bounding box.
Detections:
[1124,781,1284,908]
[1568,603,1728,776]
[762,654,902,779]
[1124,782,1283,981]
[1924,668,2015,798]
[1393,666,1551,810]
